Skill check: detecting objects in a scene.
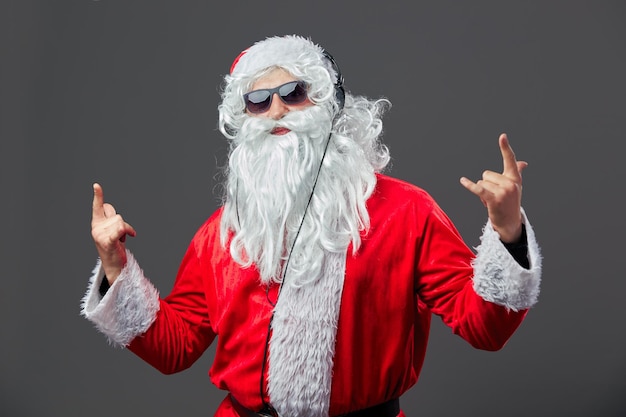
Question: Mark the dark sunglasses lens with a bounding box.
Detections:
[280,82,308,104]
[245,91,271,113]
[244,81,308,113]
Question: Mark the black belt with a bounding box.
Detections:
[230,395,400,417]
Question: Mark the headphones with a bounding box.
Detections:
[321,49,345,111]
[252,49,345,417]
[230,44,345,415]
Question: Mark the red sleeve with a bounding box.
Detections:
[127,219,218,375]
[415,201,527,351]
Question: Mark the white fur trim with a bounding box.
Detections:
[80,250,160,347]
[267,250,346,417]
[472,208,542,311]
[230,35,339,83]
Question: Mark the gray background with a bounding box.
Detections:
[1,1,625,416]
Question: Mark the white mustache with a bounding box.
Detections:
[237,105,332,142]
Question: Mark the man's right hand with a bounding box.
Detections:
[91,183,136,285]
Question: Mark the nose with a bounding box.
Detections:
[266,92,290,120]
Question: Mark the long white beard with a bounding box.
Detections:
[220,104,376,287]
[220,104,379,416]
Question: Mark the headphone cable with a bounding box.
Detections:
[259,128,333,412]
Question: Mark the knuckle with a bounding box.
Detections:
[107,234,119,246]
[503,182,515,193]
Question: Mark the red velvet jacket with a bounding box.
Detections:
[101,174,534,416]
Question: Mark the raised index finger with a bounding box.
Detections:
[499,133,520,178]
[92,183,106,220]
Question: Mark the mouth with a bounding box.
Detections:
[271,127,291,135]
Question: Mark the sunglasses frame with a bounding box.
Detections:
[243,80,309,114]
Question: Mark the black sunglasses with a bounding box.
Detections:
[243,81,309,114]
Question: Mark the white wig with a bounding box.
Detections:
[219,35,342,138]
[218,35,390,172]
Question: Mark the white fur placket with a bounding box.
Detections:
[267,250,347,417]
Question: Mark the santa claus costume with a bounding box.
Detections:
[82,35,541,417]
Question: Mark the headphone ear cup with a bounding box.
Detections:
[335,85,345,110]
[322,49,345,111]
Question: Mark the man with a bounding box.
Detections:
[82,35,541,417]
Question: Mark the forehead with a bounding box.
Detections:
[250,68,298,90]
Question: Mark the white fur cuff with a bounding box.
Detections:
[472,208,542,312]
[80,250,160,347]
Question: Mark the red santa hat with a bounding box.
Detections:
[229,35,340,84]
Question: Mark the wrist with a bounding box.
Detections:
[102,267,121,285]
[493,218,523,243]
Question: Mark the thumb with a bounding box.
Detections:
[517,160,528,175]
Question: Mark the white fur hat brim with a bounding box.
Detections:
[229,34,336,81]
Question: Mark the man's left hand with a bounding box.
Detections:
[460,133,526,243]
